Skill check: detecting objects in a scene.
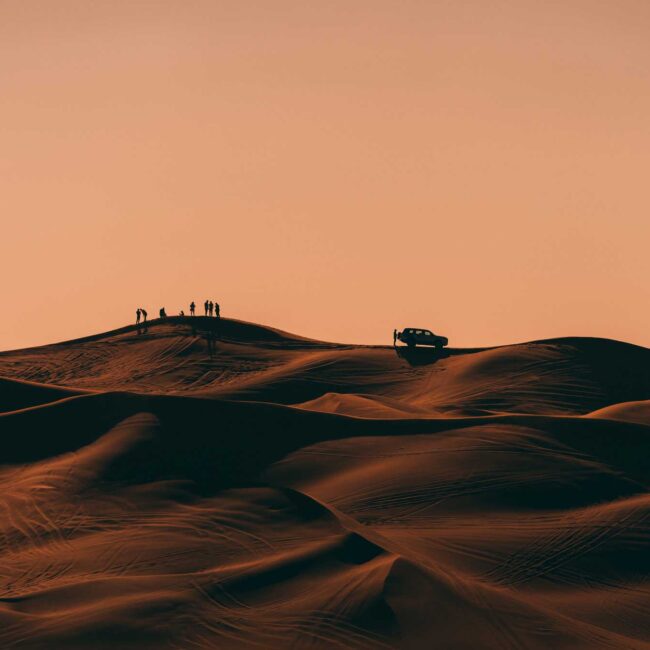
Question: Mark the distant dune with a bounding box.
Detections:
[1,317,650,649]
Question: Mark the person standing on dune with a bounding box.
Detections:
[393,329,398,346]
[190,301,195,316]
[204,300,209,316]
[208,301,214,317]
[141,308,147,322]
[214,302,220,318]
[136,308,141,325]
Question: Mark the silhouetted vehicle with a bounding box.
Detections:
[397,328,448,349]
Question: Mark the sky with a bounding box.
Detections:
[2,0,649,350]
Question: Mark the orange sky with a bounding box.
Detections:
[2,1,649,350]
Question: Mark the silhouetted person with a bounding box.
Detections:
[393,329,398,347]
[190,301,195,316]
[204,300,209,316]
[208,301,214,317]
[136,308,141,324]
[180,310,185,316]
[141,308,148,322]
[159,307,167,319]
[215,302,220,318]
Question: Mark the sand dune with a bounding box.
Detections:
[587,399,650,426]
[1,317,649,648]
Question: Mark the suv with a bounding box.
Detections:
[397,328,448,349]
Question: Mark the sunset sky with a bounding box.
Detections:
[2,1,649,350]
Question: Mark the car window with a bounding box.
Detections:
[424,331,431,336]
[416,330,422,335]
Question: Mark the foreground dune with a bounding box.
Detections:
[1,317,649,648]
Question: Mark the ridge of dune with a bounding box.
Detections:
[586,399,650,426]
[2,319,648,416]
[0,316,330,354]
[0,321,649,647]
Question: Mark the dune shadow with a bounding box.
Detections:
[394,346,450,367]
[173,316,221,357]
[205,328,218,357]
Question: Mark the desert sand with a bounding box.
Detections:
[1,316,650,649]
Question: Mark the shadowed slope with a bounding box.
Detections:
[0,377,88,413]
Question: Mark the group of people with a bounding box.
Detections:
[189,300,220,318]
[136,301,221,324]
[134,300,223,354]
